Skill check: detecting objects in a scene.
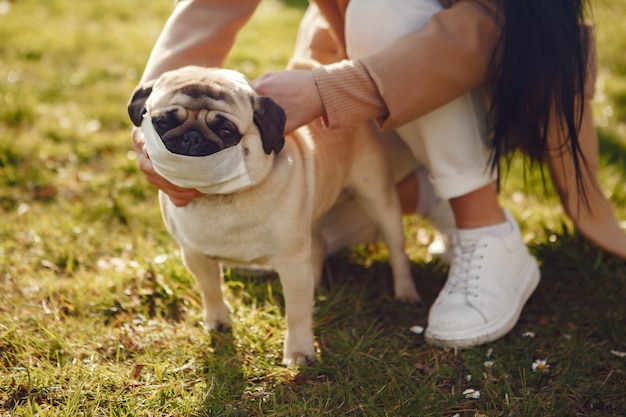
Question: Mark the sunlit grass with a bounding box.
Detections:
[1,0,624,416]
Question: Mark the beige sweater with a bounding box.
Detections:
[138,0,626,258]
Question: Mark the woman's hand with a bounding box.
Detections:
[131,126,204,207]
[252,69,324,134]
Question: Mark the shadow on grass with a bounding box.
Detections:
[190,239,625,415]
[223,247,449,335]
[320,248,448,321]
[203,251,444,375]
[207,251,460,415]
[520,231,626,414]
[195,330,249,416]
[527,227,626,341]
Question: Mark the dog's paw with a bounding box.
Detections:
[282,350,317,367]
[202,302,232,331]
[282,337,317,367]
[202,319,232,333]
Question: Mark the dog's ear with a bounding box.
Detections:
[127,82,155,127]
[253,96,286,154]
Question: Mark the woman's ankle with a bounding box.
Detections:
[449,183,506,229]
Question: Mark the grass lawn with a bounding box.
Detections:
[0,0,625,415]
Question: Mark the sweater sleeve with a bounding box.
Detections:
[140,0,261,83]
[311,60,387,129]
[358,0,500,130]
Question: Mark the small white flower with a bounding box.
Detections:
[17,202,30,216]
[463,388,481,399]
[532,359,549,373]
[409,325,424,335]
[153,254,169,264]
[522,331,536,338]
[610,350,626,358]
[483,360,494,369]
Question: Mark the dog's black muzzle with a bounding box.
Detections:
[163,130,223,156]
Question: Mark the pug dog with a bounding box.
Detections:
[127,65,420,365]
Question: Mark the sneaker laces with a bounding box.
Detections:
[445,238,487,298]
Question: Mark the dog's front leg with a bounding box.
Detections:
[182,249,232,330]
[274,252,317,366]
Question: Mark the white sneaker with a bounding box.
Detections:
[425,210,540,348]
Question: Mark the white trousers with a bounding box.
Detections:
[345,0,496,199]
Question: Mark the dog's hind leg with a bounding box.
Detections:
[182,249,232,330]
[311,226,327,289]
[349,168,421,304]
[359,191,420,303]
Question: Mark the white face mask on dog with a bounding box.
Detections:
[141,114,253,195]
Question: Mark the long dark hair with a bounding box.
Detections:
[488,0,591,199]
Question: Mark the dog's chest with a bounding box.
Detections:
[160,192,285,264]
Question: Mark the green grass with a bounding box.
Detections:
[1,0,625,415]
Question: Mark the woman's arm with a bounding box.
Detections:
[140,0,261,83]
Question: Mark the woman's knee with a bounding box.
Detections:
[345,0,443,58]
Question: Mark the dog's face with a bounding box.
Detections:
[128,66,285,158]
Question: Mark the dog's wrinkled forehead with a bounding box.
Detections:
[148,67,254,116]
[127,66,286,156]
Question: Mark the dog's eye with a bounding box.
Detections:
[152,107,185,135]
[209,116,242,146]
[218,128,237,140]
[155,120,170,131]
[152,119,171,136]
[152,117,178,135]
